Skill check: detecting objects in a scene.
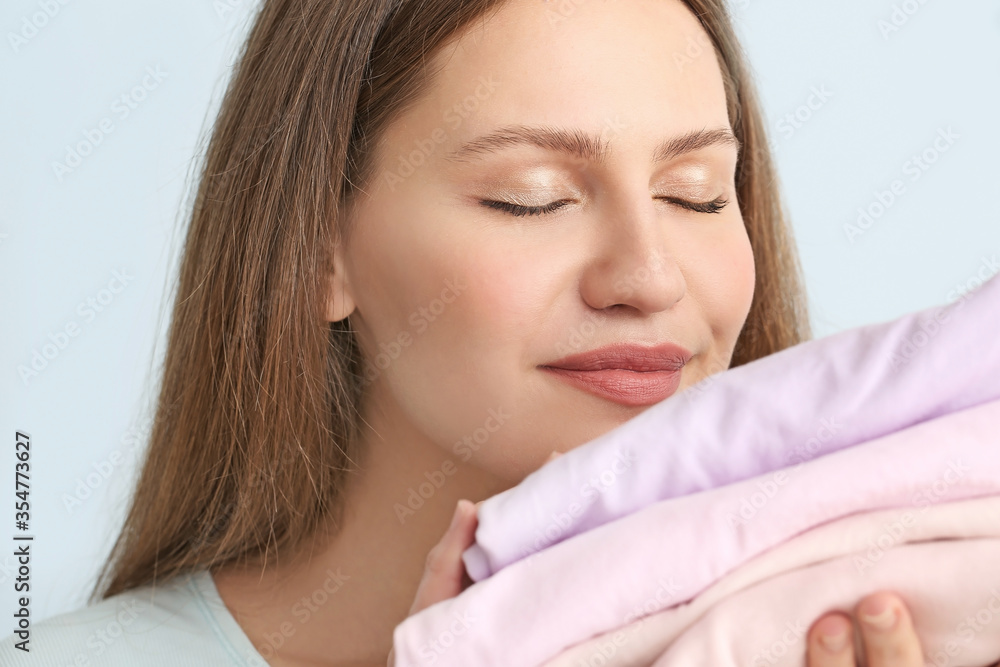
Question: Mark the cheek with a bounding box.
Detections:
[388,247,557,482]
[402,242,551,418]
[686,221,756,339]
[351,206,553,466]
[453,249,554,347]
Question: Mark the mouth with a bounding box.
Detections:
[538,342,692,407]
[538,366,685,407]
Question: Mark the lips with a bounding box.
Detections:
[539,342,692,407]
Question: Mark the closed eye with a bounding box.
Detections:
[656,195,729,214]
[478,196,729,217]
[479,199,572,217]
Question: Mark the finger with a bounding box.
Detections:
[408,499,478,615]
[855,591,923,666]
[807,612,855,667]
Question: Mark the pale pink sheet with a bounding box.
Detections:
[543,496,1000,667]
[391,398,1000,666]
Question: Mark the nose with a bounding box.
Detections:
[578,195,687,314]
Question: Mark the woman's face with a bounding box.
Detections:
[331,0,756,483]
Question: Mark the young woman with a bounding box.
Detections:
[2,0,932,665]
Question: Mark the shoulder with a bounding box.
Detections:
[0,570,268,667]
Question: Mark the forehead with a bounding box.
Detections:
[419,0,730,131]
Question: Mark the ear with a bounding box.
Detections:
[325,236,357,323]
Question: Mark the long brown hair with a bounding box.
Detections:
[93,0,811,601]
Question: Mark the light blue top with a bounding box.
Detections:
[0,570,270,666]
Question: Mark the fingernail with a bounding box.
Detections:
[859,598,897,631]
[451,500,472,529]
[819,628,849,653]
[448,501,462,530]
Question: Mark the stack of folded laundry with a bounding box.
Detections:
[391,273,1000,667]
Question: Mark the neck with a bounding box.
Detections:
[213,384,511,666]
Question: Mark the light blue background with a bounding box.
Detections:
[1,0,999,623]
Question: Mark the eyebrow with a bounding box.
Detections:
[442,125,741,165]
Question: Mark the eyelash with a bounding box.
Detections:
[479,196,730,217]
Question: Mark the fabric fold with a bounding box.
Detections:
[392,397,1000,666]
[543,496,1000,667]
[462,273,1000,582]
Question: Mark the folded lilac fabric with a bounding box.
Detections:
[462,273,1000,581]
[391,397,1000,666]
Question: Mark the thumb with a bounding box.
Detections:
[388,500,478,667]
[408,499,478,616]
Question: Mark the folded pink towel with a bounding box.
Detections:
[462,273,1000,582]
[544,496,1000,667]
[391,397,1000,666]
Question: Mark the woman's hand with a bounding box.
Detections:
[387,452,562,666]
[386,498,479,667]
[807,591,924,666]
[407,499,480,614]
